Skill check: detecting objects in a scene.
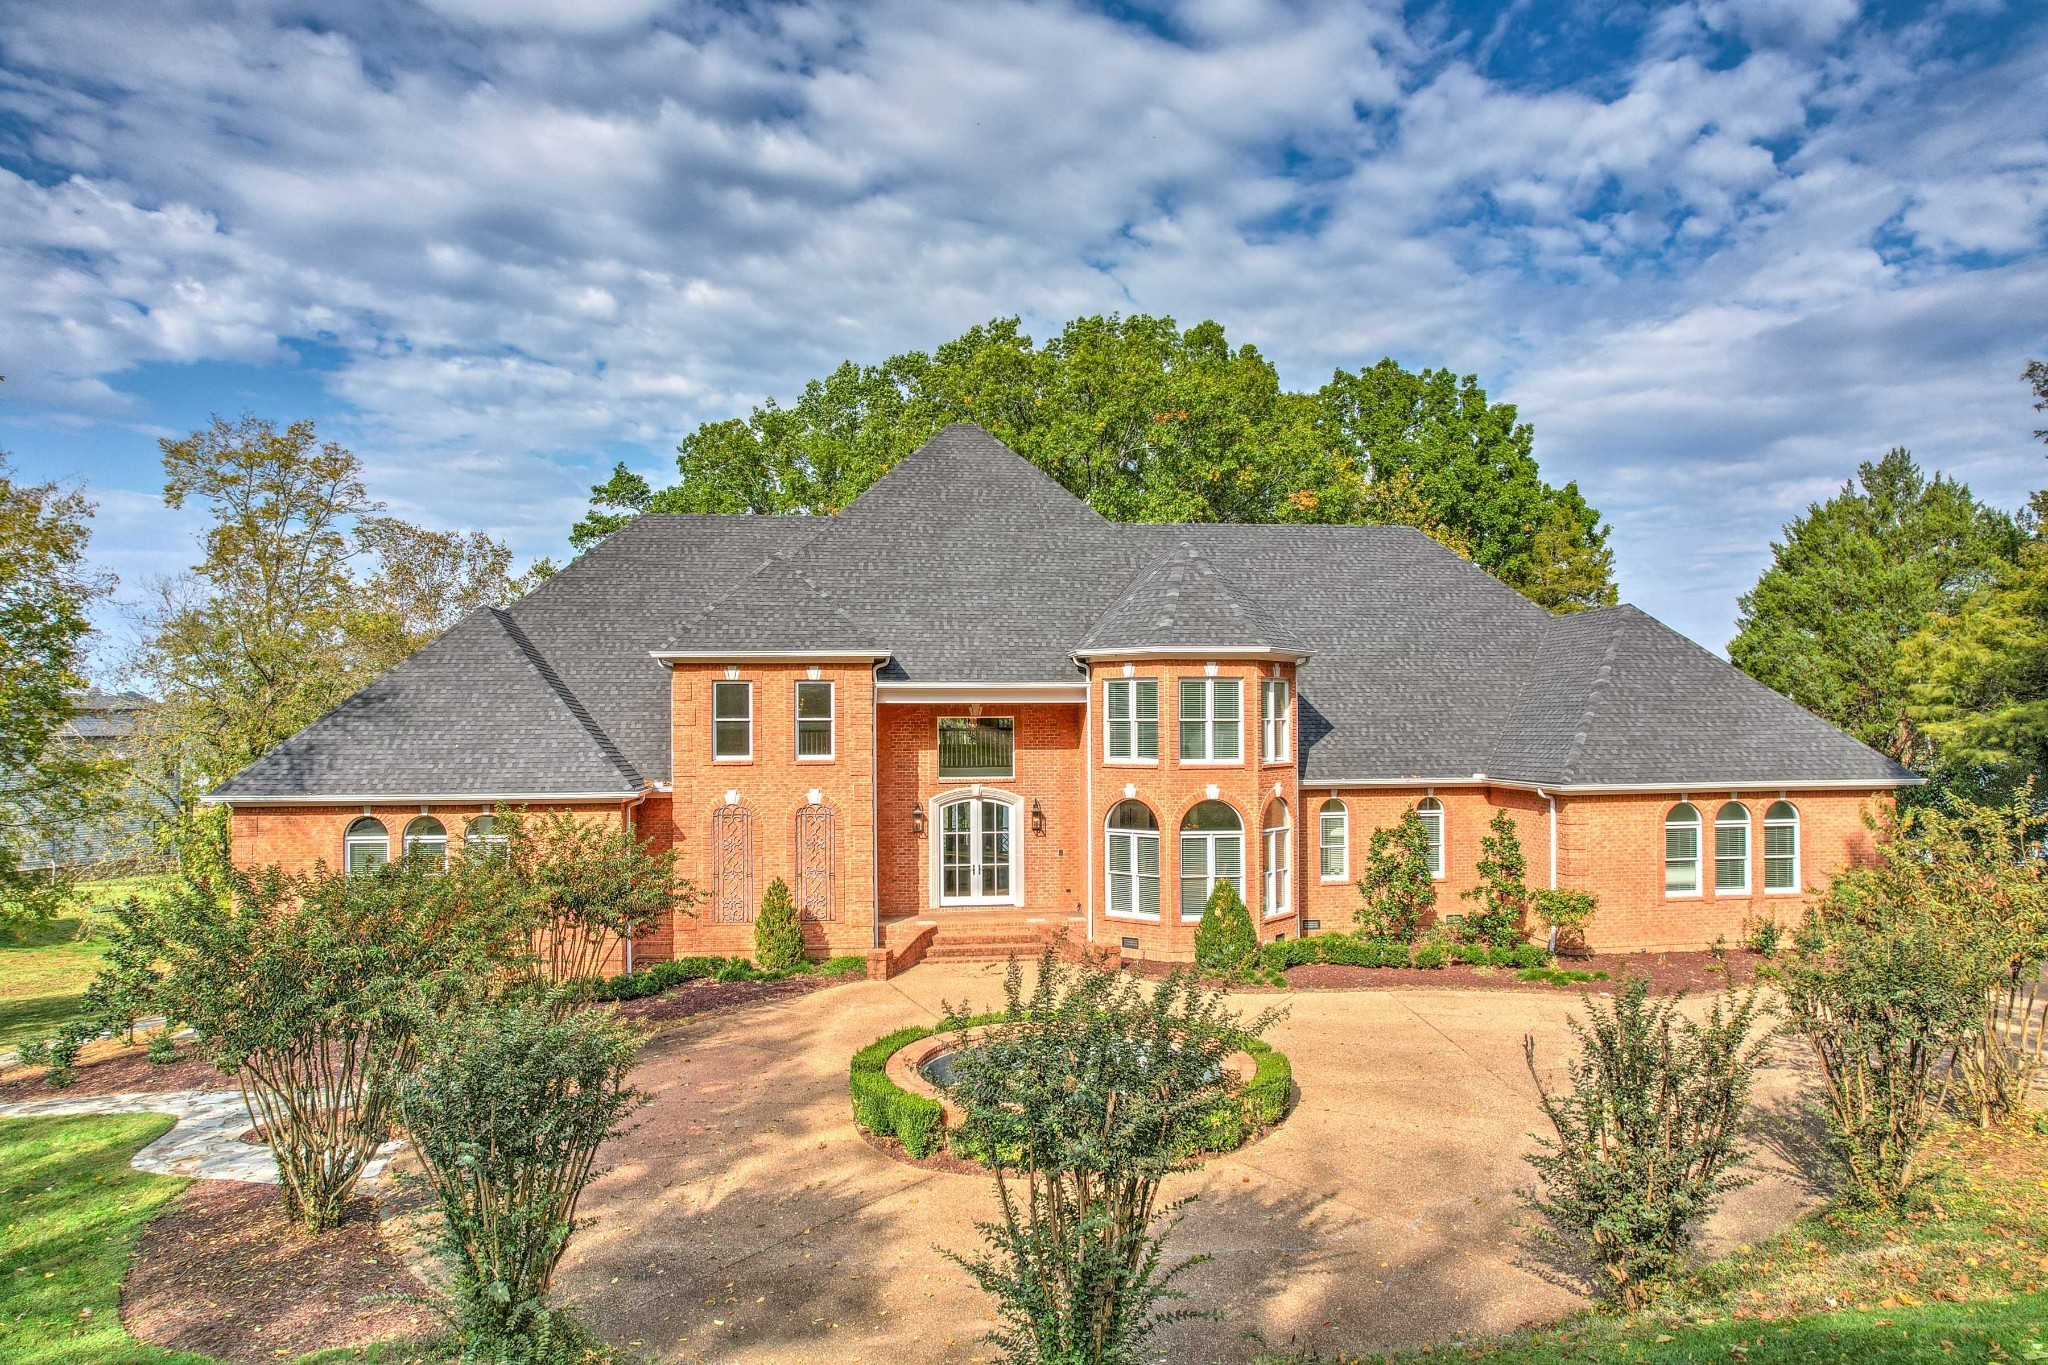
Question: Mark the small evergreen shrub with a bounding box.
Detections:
[1741,914,1783,958]
[1461,810,1531,947]
[1193,881,1258,975]
[145,1028,180,1065]
[848,1024,954,1158]
[753,877,806,973]
[1522,977,1769,1306]
[1533,889,1599,955]
[1356,810,1437,942]
[42,1027,85,1088]
[1411,941,1449,969]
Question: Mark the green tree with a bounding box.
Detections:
[0,455,117,933]
[1729,448,2019,764]
[753,875,805,972]
[2027,357,2046,443]
[350,517,554,673]
[1355,810,1437,942]
[571,315,1613,611]
[1461,809,1530,947]
[1192,880,1258,975]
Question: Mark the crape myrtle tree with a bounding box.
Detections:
[399,988,643,1362]
[151,856,525,1232]
[492,806,687,997]
[0,454,118,933]
[938,951,1281,1365]
[571,315,1616,614]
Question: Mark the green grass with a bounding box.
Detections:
[0,876,172,1051]
[0,1113,210,1364]
[1515,966,1611,986]
[0,1114,453,1365]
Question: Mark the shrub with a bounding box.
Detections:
[398,992,643,1362]
[1193,881,1258,975]
[1461,810,1531,947]
[42,1029,82,1088]
[848,1024,951,1158]
[494,807,691,997]
[1356,810,1436,942]
[751,877,806,972]
[1256,934,1414,971]
[145,1028,180,1065]
[1740,914,1783,958]
[938,951,1281,1363]
[1410,941,1449,969]
[1522,977,1770,1306]
[150,861,508,1232]
[1532,889,1598,955]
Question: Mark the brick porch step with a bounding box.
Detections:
[884,913,1086,964]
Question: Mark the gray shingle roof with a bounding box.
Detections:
[213,423,1914,800]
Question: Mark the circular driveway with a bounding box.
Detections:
[558,963,1823,1364]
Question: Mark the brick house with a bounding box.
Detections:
[211,424,1915,967]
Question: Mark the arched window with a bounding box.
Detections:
[1714,802,1750,894]
[1416,797,1445,879]
[936,793,1020,905]
[464,815,507,859]
[1764,801,1801,893]
[1665,802,1702,895]
[343,817,389,876]
[1179,800,1243,920]
[1262,798,1291,919]
[403,816,447,867]
[1104,800,1160,920]
[1319,799,1349,881]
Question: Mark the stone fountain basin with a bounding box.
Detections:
[883,1024,1258,1129]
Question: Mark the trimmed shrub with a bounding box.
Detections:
[1410,941,1449,969]
[1533,889,1598,955]
[1356,810,1436,942]
[754,877,806,973]
[1193,881,1258,975]
[848,1024,951,1158]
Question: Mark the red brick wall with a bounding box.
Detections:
[874,702,1087,920]
[663,660,879,958]
[1086,659,1300,961]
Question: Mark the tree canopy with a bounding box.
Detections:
[573,315,1615,613]
[1727,448,2019,763]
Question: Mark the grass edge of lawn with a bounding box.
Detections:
[0,1113,454,1365]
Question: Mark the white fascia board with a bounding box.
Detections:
[204,790,641,806]
[877,682,1088,704]
[650,649,891,662]
[1073,646,1309,663]
[1307,776,1924,794]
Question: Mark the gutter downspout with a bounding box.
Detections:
[1536,787,1558,955]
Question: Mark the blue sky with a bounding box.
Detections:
[2,0,2045,672]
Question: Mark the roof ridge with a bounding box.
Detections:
[491,608,643,788]
[1556,610,1629,785]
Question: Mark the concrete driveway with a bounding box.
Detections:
[558,964,1824,1364]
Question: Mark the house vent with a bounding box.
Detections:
[1120,937,1140,951]
[1303,918,1321,932]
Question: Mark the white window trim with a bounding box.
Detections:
[1665,804,1704,899]
[402,817,448,865]
[1178,817,1245,921]
[1102,677,1161,766]
[1262,809,1292,919]
[1177,677,1244,766]
[712,680,753,762]
[936,715,1017,782]
[1319,802,1349,882]
[1417,798,1446,881]
[1713,803,1751,896]
[1260,677,1291,765]
[343,820,390,874]
[1764,803,1802,895]
[1104,822,1162,922]
[794,679,835,762]
[929,789,1025,907]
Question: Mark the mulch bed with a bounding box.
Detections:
[121,1180,441,1365]
[0,1043,230,1099]
[609,971,852,1027]
[1284,949,1764,995]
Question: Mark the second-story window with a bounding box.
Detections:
[712,680,752,760]
[1260,677,1290,763]
[938,716,1015,779]
[1178,677,1242,763]
[1104,678,1159,761]
[795,680,834,760]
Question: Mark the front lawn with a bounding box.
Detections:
[0,876,170,1051]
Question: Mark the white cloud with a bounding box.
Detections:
[0,0,2042,653]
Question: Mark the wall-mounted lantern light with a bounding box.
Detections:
[1030,799,1046,836]
[910,803,926,838]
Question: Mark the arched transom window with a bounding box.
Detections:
[1178,800,1243,920]
[1764,801,1800,893]
[1665,802,1702,895]
[464,814,508,859]
[1262,798,1291,919]
[403,816,447,867]
[1104,800,1160,920]
[344,817,389,876]
[1416,797,1445,879]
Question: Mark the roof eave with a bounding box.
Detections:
[1308,775,1924,794]
[650,649,893,663]
[1072,646,1311,663]
[205,788,645,806]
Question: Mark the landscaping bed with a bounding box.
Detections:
[1284,948,1762,995]
[611,971,845,1026]
[0,1034,228,1098]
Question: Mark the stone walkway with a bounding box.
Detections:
[0,1089,402,1185]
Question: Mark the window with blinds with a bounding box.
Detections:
[1178,677,1242,762]
[1714,802,1750,894]
[1665,803,1702,894]
[1764,801,1800,892]
[1319,800,1348,879]
[1104,678,1159,761]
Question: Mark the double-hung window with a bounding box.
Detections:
[1665,802,1702,894]
[1178,801,1244,918]
[1104,678,1159,761]
[795,680,834,760]
[1319,799,1349,880]
[1764,802,1800,892]
[1178,677,1242,763]
[1105,801,1161,919]
[712,681,752,760]
[1714,803,1750,894]
[1260,677,1290,763]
